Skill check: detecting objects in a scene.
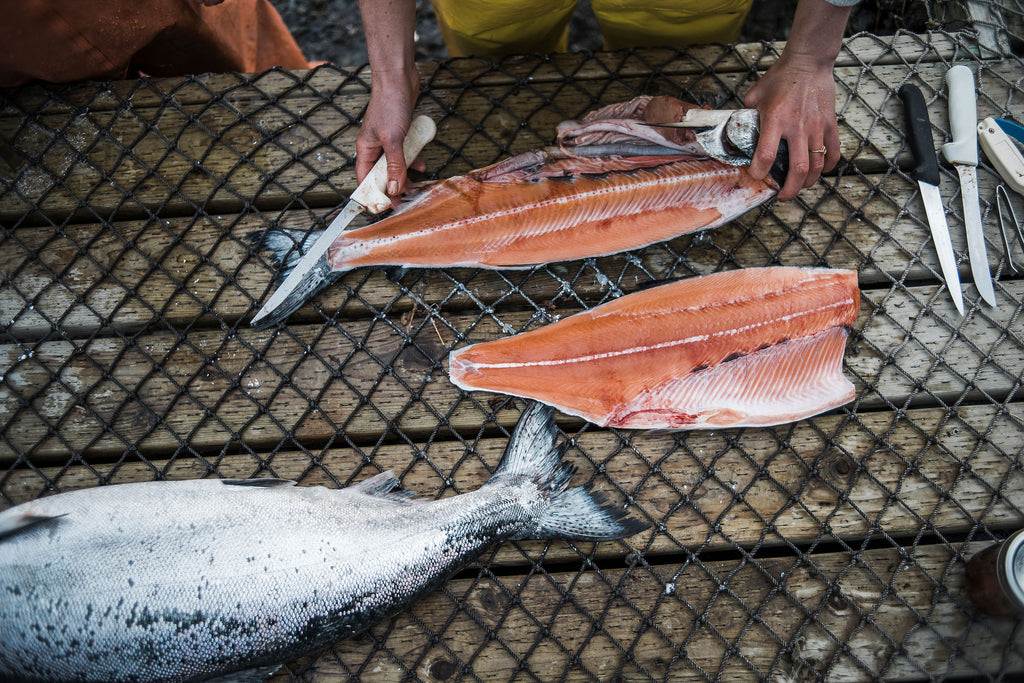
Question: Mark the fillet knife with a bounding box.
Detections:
[898,83,964,316]
[941,65,996,307]
[252,115,437,328]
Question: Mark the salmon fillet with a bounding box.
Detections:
[448,267,859,430]
[327,157,777,271]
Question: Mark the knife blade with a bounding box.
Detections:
[898,83,965,316]
[941,65,996,307]
[251,115,437,328]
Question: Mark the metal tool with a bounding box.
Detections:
[996,185,1024,273]
[941,65,996,307]
[251,115,437,328]
[899,83,965,316]
[979,116,1024,196]
[641,108,761,165]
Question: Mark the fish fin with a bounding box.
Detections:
[249,228,315,275]
[0,510,67,541]
[493,402,649,542]
[384,265,409,282]
[204,665,281,683]
[351,471,421,503]
[250,227,343,329]
[221,478,296,488]
[519,485,650,542]
[491,401,564,483]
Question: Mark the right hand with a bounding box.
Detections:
[355,67,424,197]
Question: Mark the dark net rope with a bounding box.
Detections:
[1,5,1023,680]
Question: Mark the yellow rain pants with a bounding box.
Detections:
[430,0,754,57]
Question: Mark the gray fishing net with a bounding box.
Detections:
[1,0,1023,679]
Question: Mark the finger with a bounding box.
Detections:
[742,85,761,110]
[778,142,809,201]
[749,126,781,181]
[409,157,427,174]
[355,134,381,185]
[823,128,842,173]
[381,135,409,197]
[805,141,827,189]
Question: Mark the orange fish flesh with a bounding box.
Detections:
[448,267,859,430]
[325,96,778,272]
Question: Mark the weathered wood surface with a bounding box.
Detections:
[4,165,1018,343]
[4,402,1022,568]
[266,544,1021,682]
[0,33,963,116]
[2,31,1023,682]
[2,276,1022,461]
[3,49,1019,224]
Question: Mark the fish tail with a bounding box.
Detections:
[491,402,649,542]
[249,228,342,329]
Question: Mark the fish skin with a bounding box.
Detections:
[449,267,859,430]
[0,404,646,683]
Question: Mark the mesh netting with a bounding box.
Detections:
[2,1,1024,680]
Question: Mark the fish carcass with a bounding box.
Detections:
[449,267,860,430]
[0,403,646,683]
[255,95,779,327]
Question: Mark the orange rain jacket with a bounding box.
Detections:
[0,0,310,87]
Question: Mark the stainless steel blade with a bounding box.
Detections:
[251,200,363,325]
[918,181,965,315]
[955,164,997,306]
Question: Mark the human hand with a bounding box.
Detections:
[744,55,840,201]
[355,67,424,197]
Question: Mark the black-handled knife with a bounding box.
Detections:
[898,83,964,315]
[900,84,941,186]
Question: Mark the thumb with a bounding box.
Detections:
[382,137,409,197]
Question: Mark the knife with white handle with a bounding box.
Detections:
[941,65,996,307]
[252,115,437,328]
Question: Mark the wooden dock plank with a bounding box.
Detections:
[3,273,1021,461]
[263,543,1022,681]
[2,33,1023,683]
[4,402,1021,569]
[4,166,1016,343]
[4,59,1019,223]
[0,34,961,117]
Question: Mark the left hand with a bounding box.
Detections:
[744,54,841,201]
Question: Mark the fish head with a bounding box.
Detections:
[641,97,760,164]
[722,108,759,160]
[554,96,781,172]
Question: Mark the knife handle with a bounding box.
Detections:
[979,117,1024,195]
[351,115,437,214]
[899,84,940,186]
[941,65,978,166]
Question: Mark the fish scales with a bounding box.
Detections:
[448,267,859,430]
[0,405,646,682]
[327,158,774,271]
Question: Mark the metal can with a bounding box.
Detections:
[965,528,1024,618]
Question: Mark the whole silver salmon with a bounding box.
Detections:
[0,403,647,682]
